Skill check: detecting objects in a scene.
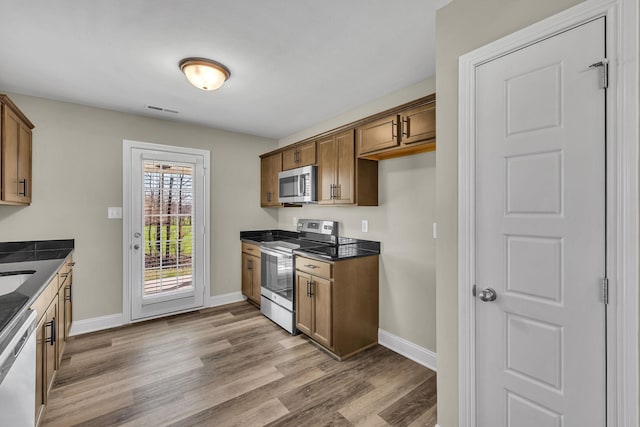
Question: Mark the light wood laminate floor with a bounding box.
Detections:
[42,301,437,426]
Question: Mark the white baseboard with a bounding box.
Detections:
[68,293,244,337]
[378,328,437,372]
[209,291,245,308]
[69,313,124,336]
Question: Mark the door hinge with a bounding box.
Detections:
[602,277,609,305]
[589,59,609,89]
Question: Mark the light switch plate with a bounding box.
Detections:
[108,207,123,219]
[361,219,369,233]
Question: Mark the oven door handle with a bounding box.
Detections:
[259,247,291,258]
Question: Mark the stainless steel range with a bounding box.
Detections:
[259,219,338,334]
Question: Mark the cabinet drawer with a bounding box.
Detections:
[296,256,331,278]
[30,276,58,321]
[242,242,260,256]
[58,263,72,290]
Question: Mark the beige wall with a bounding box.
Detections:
[277,77,437,351]
[0,93,278,321]
[434,1,585,425]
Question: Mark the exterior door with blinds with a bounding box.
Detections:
[124,141,209,321]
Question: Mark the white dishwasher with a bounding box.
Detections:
[0,309,36,427]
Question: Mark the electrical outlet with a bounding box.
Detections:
[361,219,369,233]
[107,207,123,219]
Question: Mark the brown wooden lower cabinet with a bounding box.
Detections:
[32,256,74,426]
[241,243,261,306]
[295,254,378,359]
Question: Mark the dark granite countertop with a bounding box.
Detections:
[240,229,300,245]
[0,239,74,355]
[240,230,380,261]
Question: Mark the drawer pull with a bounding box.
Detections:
[304,264,319,269]
[60,272,69,278]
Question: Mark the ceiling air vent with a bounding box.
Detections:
[144,104,179,114]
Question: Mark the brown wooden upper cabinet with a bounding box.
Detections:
[260,152,282,207]
[357,100,435,160]
[282,140,316,170]
[318,130,355,205]
[1,94,34,205]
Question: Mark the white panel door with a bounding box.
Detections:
[475,18,606,426]
[127,145,208,321]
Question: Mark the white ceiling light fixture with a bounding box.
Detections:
[179,57,230,91]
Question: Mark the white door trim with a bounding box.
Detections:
[457,0,638,426]
[122,139,211,324]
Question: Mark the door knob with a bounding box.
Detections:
[133,244,140,250]
[478,288,497,302]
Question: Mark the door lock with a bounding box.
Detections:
[134,232,141,238]
[478,288,497,302]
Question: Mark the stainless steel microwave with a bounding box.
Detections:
[278,165,317,204]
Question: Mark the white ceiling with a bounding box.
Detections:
[0,1,438,140]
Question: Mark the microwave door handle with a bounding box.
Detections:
[300,175,306,196]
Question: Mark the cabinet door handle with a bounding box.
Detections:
[337,184,341,200]
[392,120,397,140]
[309,280,314,297]
[69,262,76,267]
[267,191,271,202]
[19,179,28,197]
[60,272,69,278]
[306,280,310,297]
[65,284,72,302]
[45,318,56,345]
[402,117,409,138]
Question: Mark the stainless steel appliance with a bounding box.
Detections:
[260,241,299,333]
[260,219,338,334]
[278,165,317,204]
[0,309,36,427]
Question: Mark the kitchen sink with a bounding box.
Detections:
[0,271,35,296]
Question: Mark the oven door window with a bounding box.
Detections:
[279,175,299,199]
[261,252,293,301]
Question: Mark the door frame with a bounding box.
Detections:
[122,139,211,324]
[457,0,638,426]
